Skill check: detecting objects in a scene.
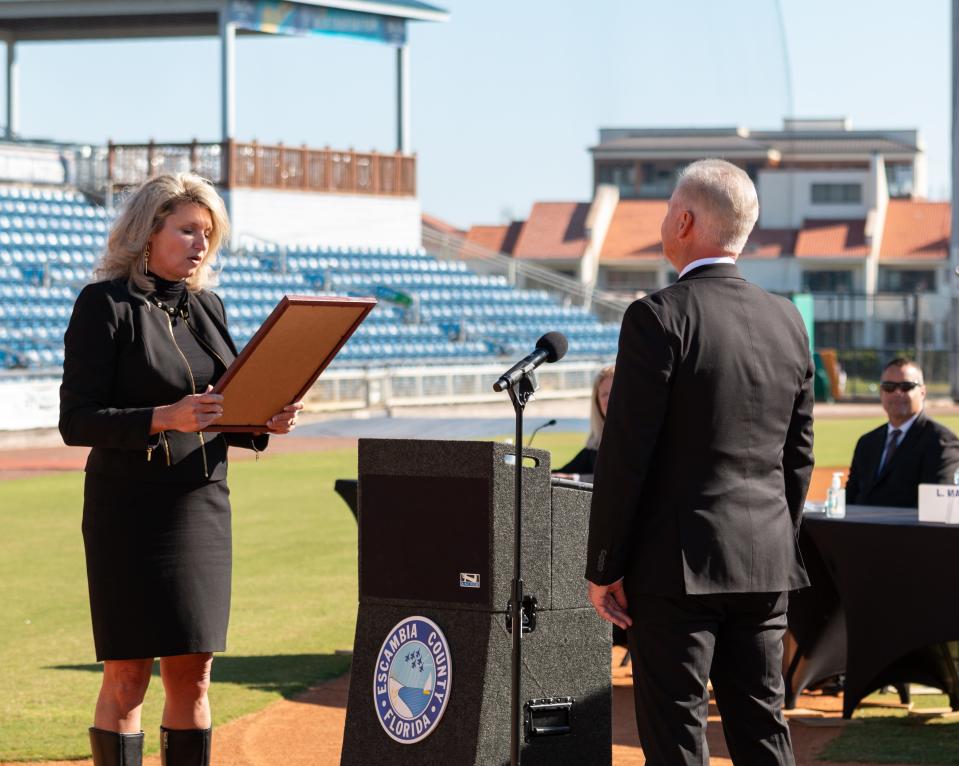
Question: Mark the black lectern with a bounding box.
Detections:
[339,439,611,766]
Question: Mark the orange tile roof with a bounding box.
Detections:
[421,212,463,235]
[880,200,949,260]
[794,219,869,257]
[466,225,509,252]
[602,199,796,260]
[600,200,668,261]
[512,202,590,259]
[742,227,797,258]
[464,222,524,255]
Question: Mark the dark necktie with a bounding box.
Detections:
[880,428,902,474]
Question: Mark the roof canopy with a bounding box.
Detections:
[0,0,448,41]
[0,0,448,149]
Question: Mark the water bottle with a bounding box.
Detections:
[949,469,959,524]
[826,472,846,519]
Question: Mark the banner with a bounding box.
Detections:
[0,380,60,430]
[229,0,407,45]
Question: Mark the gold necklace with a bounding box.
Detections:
[149,293,189,319]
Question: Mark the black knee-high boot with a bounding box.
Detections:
[160,726,212,766]
[88,727,144,766]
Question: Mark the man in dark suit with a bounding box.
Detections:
[845,358,959,507]
[586,159,815,765]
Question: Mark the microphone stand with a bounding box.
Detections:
[505,370,538,766]
[527,419,555,447]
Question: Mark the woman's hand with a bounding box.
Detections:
[151,386,224,433]
[266,401,304,434]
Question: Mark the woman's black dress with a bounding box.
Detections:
[62,276,257,661]
[83,474,231,660]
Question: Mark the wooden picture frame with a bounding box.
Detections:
[204,295,376,432]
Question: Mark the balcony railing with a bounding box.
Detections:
[103,140,416,197]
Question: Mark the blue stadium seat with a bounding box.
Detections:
[0,185,620,370]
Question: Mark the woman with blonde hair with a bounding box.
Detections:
[60,173,301,766]
[553,364,615,481]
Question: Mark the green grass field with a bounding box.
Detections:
[819,692,959,765]
[1,420,957,761]
[0,450,360,760]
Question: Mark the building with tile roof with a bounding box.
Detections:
[455,118,951,360]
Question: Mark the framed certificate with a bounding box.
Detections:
[205,295,376,432]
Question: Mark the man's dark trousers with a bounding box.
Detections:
[626,590,794,766]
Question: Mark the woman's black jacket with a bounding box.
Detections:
[555,447,597,477]
[60,278,268,483]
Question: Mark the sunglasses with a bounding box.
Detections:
[879,381,922,393]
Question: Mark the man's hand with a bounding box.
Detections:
[587,579,632,630]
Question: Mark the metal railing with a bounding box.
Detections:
[422,226,630,324]
[306,361,601,412]
[80,140,417,198]
[0,361,604,431]
[808,291,953,397]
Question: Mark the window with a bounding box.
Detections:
[597,163,636,196]
[638,163,680,198]
[814,320,862,348]
[884,321,933,346]
[810,183,862,204]
[879,269,936,293]
[885,162,914,198]
[802,270,854,293]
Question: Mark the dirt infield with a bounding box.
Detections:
[0,647,916,766]
[0,435,358,480]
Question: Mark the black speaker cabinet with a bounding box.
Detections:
[340,439,611,766]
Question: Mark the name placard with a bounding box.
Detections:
[918,484,959,524]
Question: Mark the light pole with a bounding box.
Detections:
[951,0,959,399]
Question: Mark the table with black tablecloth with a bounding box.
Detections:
[785,504,959,718]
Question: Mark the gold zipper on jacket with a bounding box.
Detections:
[184,320,230,372]
[164,313,209,478]
[186,314,242,464]
[183,320,224,476]
[160,431,172,466]
[146,433,172,466]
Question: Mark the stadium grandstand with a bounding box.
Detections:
[0,0,626,431]
[0,185,619,371]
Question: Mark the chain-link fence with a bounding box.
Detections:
[809,292,951,397]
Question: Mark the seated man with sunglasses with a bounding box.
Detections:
[845,357,959,507]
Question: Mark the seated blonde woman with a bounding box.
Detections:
[553,364,614,482]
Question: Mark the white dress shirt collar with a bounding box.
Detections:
[887,412,920,439]
[678,256,737,280]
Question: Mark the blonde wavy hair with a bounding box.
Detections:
[95,172,230,293]
[586,364,615,450]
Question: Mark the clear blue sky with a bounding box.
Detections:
[12,0,950,230]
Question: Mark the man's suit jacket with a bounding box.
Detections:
[586,263,815,596]
[845,412,959,507]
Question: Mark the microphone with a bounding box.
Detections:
[527,418,557,447]
[493,332,568,392]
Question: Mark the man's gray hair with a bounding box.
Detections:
[675,159,759,254]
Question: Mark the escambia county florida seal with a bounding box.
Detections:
[373,616,452,744]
